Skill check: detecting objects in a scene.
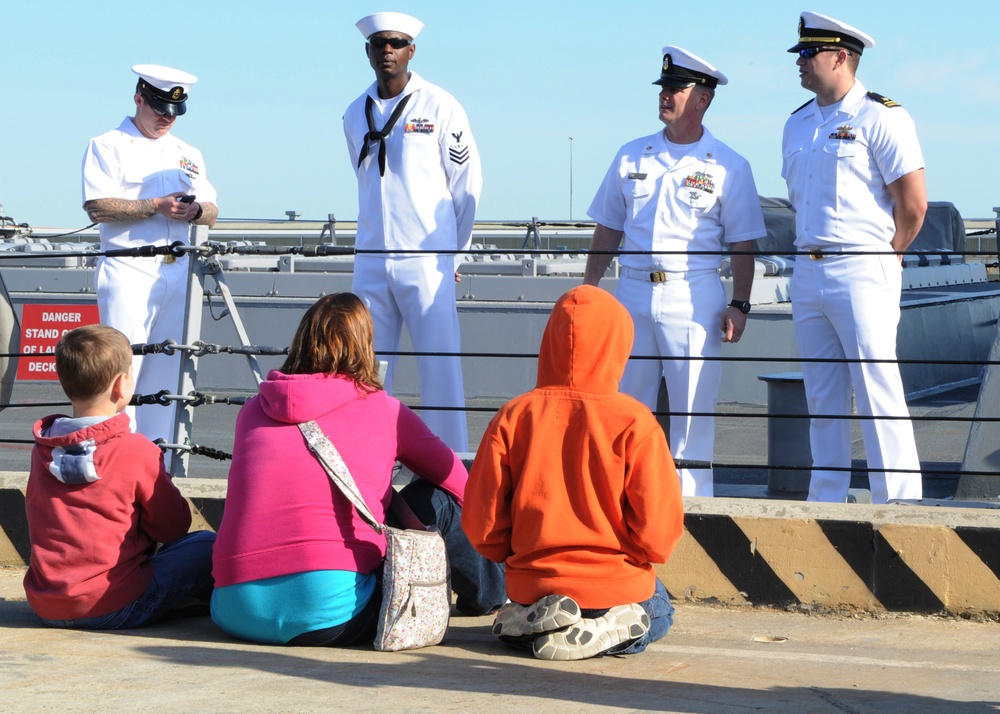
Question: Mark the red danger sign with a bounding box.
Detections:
[17,304,100,380]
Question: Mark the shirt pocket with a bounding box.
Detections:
[624,178,655,220]
[676,165,722,217]
[823,140,858,159]
[781,144,804,182]
[676,185,718,211]
[122,168,193,199]
[121,169,152,200]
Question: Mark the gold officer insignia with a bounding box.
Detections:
[866,91,901,108]
[171,87,183,100]
[662,54,672,72]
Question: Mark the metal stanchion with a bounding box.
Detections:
[171,224,209,477]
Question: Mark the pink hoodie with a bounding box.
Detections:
[212,370,467,587]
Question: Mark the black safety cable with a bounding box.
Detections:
[6,345,1000,369]
[378,350,1000,368]
[0,239,189,261]
[6,237,1000,259]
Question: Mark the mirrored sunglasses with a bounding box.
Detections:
[798,47,841,59]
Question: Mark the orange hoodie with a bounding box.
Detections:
[462,285,683,608]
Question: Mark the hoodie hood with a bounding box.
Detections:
[536,285,634,393]
[33,412,131,485]
[257,370,368,424]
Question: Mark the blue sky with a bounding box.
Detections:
[3,1,998,229]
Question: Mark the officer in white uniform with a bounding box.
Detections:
[344,12,481,453]
[781,12,927,503]
[585,47,767,496]
[82,65,218,447]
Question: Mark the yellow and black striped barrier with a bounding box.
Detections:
[662,499,1000,617]
[2,478,999,617]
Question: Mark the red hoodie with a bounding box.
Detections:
[462,285,684,608]
[24,412,192,620]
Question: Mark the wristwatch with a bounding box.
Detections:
[729,299,752,314]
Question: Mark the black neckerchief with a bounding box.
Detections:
[357,92,413,177]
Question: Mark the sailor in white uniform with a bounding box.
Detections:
[344,12,481,452]
[781,12,927,503]
[584,46,767,496]
[82,64,218,448]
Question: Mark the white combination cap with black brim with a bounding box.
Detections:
[787,11,875,55]
[132,64,198,117]
[653,45,729,89]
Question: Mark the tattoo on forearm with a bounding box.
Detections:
[193,202,219,227]
[84,198,157,224]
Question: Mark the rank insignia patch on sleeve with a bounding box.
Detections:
[449,145,470,165]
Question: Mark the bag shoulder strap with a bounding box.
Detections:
[298,420,384,533]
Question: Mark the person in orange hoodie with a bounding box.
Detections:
[462,285,684,660]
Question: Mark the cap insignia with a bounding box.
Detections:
[170,87,183,100]
[662,53,672,73]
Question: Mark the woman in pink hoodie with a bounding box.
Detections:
[211,293,504,646]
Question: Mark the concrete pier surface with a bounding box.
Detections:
[1,568,997,713]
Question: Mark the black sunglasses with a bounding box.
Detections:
[368,37,412,50]
[798,46,842,59]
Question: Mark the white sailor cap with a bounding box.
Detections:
[788,11,874,55]
[653,46,728,89]
[131,64,198,116]
[356,12,424,40]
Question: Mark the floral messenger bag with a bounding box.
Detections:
[298,421,452,652]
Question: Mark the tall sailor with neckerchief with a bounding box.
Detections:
[344,12,481,453]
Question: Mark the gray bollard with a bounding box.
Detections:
[758,372,811,496]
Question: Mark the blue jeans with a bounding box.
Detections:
[580,577,674,655]
[288,481,507,647]
[397,480,506,616]
[37,530,216,630]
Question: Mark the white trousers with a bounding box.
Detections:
[96,256,187,447]
[352,255,468,452]
[616,271,723,496]
[791,253,921,503]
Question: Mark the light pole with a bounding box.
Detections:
[568,136,574,221]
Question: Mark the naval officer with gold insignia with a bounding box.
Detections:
[82,64,218,448]
[781,12,927,503]
[584,46,766,497]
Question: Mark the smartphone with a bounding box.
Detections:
[179,195,196,204]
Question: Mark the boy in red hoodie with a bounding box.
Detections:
[462,285,684,660]
[24,324,214,628]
